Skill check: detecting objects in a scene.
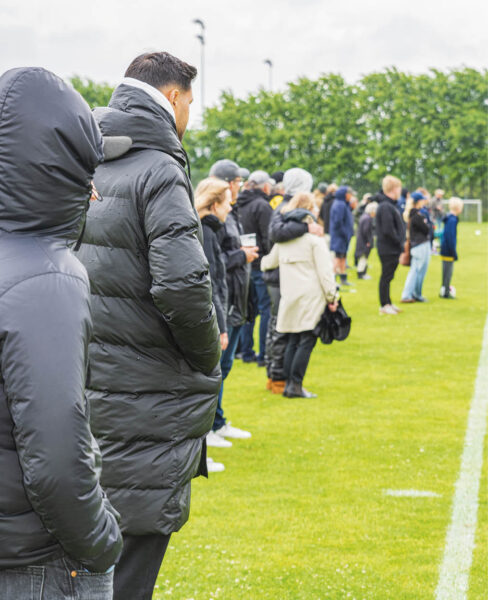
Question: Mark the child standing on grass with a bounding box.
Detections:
[440,197,463,299]
[355,201,378,280]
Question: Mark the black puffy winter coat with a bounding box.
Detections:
[77,84,221,536]
[217,206,250,328]
[201,214,228,333]
[0,68,122,571]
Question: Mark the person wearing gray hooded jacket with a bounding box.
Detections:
[76,52,221,600]
[0,67,123,599]
[263,168,323,394]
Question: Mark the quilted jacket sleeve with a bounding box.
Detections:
[0,273,123,573]
[144,164,221,374]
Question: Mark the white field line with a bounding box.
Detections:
[384,489,441,498]
[435,314,488,600]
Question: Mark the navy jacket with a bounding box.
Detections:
[329,191,354,254]
[440,214,459,260]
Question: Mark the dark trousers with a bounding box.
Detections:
[265,284,289,381]
[213,324,242,430]
[442,261,454,295]
[113,533,171,600]
[379,254,399,306]
[283,331,317,384]
[241,269,271,361]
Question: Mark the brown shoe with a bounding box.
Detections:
[265,378,272,391]
[401,298,415,303]
[271,380,286,394]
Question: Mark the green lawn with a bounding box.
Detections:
[154,223,488,600]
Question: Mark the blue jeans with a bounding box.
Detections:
[0,555,113,599]
[402,241,431,300]
[213,325,242,431]
[240,270,271,361]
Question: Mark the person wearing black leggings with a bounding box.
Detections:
[375,175,405,315]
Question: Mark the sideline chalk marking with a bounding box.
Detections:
[384,489,441,498]
[435,314,488,600]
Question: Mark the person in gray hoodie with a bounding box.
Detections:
[0,67,123,600]
[264,168,323,394]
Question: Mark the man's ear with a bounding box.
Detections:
[166,88,179,107]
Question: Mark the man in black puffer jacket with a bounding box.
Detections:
[0,67,122,598]
[76,52,221,600]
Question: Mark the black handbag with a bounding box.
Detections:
[313,299,351,344]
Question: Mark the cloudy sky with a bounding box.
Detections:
[1,0,486,125]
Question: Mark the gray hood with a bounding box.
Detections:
[283,167,313,196]
[0,67,103,237]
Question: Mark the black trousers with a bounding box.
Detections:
[442,261,454,294]
[113,533,171,600]
[283,331,317,384]
[379,254,399,306]
[265,284,289,381]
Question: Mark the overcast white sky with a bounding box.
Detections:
[1,0,487,125]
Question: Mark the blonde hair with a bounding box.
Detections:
[449,197,463,213]
[382,175,402,195]
[403,196,414,223]
[326,183,338,195]
[195,177,230,218]
[281,192,316,215]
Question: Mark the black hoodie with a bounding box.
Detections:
[375,192,405,256]
[0,67,122,571]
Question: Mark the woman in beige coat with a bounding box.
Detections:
[261,192,339,398]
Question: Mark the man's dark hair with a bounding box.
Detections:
[125,52,197,90]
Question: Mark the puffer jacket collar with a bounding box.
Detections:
[94,85,186,168]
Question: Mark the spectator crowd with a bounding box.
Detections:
[0,51,464,600]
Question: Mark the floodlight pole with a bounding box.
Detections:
[193,19,206,111]
[264,59,273,91]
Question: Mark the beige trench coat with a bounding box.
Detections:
[261,233,337,333]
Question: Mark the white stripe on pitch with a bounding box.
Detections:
[384,489,441,498]
[435,314,488,600]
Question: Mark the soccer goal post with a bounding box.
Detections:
[442,199,482,223]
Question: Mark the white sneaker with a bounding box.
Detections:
[215,422,252,439]
[379,304,397,315]
[207,430,232,448]
[391,304,402,313]
[207,457,225,473]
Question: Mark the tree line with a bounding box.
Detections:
[71,67,488,210]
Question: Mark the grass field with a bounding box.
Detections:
[154,223,488,600]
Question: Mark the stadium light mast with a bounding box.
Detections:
[193,18,206,111]
[264,59,273,91]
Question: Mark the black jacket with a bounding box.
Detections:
[408,208,430,248]
[375,192,405,256]
[355,213,374,258]
[319,192,335,233]
[237,188,273,270]
[217,206,250,327]
[77,84,221,536]
[201,214,228,333]
[264,194,308,287]
[0,68,122,571]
